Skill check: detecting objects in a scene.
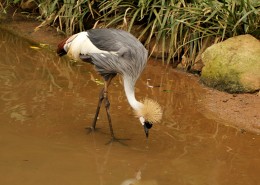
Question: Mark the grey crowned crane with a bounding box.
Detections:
[57,28,162,139]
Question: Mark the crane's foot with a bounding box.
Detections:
[85,126,101,134]
[105,137,130,146]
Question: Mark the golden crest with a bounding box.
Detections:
[135,98,162,123]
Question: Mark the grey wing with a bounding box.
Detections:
[86,28,148,80]
[87,29,122,52]
[90,50,146,83]
[90,53,119,75]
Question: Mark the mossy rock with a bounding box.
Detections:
[201,34,260,93]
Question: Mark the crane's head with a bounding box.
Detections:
[135,98,162,138]
[57,38,69,57]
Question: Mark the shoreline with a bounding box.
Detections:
[1,13,259,135]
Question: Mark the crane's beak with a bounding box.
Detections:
[144,124,149,138]
[143,121,153,138]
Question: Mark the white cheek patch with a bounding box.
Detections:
[139,117,145,126]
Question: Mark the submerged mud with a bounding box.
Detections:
[0,30,260,185]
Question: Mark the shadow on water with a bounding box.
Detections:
[0,30,259,185]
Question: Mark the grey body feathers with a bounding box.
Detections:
[82,29,148,83]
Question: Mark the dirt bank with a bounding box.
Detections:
[200,89,260,134]
[1,13,259,134]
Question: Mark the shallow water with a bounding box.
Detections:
[0,30,259,185]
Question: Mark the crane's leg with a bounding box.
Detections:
[103,75,116,138]
[88,74,128,144]
[89,74,115,131]
[90,88,105,129]
[104,90,114,138]
[103,75,129,145]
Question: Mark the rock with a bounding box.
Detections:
[190,36,214,73]
[190,60,204,73]
[148,37,171,59]
[20,0,38,12]
[130,25,149,44]
[201,34,260,93]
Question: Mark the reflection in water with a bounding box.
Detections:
[0,30,259,185]
[120,169,142,185]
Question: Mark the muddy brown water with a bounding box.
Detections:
[0,30,259,185]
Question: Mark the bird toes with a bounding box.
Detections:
[85,126,130,146]
[105,137,130,146]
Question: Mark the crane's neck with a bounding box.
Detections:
[123,77,143,111]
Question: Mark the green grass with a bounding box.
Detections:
[2,0,260,69]
[98,0,260,67]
